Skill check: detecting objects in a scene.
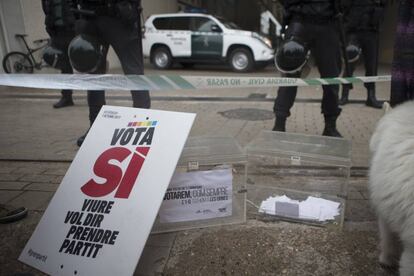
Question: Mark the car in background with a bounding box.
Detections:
[142,13,274,72]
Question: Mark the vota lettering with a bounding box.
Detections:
[111,127,154,146]
[81,146,150,199]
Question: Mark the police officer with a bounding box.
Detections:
[69,0,150,146]
[273,0,343,137]
[338,0,384,108]
[42,0,76,108]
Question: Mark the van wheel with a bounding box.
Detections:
[229,48,253,73]
[152,46,172,69]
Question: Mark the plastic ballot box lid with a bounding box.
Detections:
[178,136,247,166]
[246,131,351,167]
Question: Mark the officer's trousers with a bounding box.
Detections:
[85,15,151,124]
[274,20,341,118]
[51,34,74,99]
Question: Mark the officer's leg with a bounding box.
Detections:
[87,91,106,124]
[76,89,105,147]
[54,63,75,108]
[339,34,357,106]
[87,53,108,125]
[77,43,108,147]
[362,32,382,108]
[312,24,342,137]
[53,36,74,108]
[339,61,355,105]
[96,16,150,109]
[272,20,305,131]
[273,74,299,131]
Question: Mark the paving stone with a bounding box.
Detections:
[135,245,172,276]
[345,200,376,222]
[0,191,24,204]
[347,191,365,200]
[23,183,59,192]
[8,191,54,211]
[43,166,70,176]
[0,181,30,190]
[51,175,64,184]
[18,174,60,183]
[10,164,48,175]
[360,191,370,200]
[0,166,16,174]
[349,178,370,190]
[0,173,23,182]
[147,232,177,247]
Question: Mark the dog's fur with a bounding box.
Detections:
[369,100,414,275]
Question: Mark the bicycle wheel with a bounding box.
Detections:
[2,52,34,73]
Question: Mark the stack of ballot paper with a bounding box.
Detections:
[258,195,340,222]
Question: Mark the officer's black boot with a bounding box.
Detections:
[365,88,382,109]
[53,95,74,108]
[76,130,88,147]
[338,87,349,106]
[322,116,342,137]
[272,117,286,132]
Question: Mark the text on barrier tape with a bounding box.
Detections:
[0,74,391,91]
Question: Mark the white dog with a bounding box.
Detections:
[369,100,414,275]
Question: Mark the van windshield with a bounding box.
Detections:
[215,16,241,30]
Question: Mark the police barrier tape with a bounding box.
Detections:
[0,74,391,91]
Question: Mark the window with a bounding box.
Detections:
[215,16,241,30]
[192,17,221,32]
[153,17,191,31]
[153,18,170,30]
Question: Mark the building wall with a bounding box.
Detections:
[0,0,26,72]
[0,0,178,72]
[20,0,50,67]
[142,0,179,21]
[177,0,203,12]
[0,2,9,70]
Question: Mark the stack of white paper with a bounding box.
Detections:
[259,195,299,215]
[259,195,340,222]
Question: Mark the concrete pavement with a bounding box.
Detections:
[0,64,395,275]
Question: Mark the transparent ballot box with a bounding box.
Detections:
[246,131,351,227]
[151,136,247,233]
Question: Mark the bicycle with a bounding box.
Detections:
[2,34,49,74]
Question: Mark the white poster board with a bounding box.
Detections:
[159,168,233,223]
[19,106,195,276]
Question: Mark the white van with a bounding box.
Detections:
[142,13,274,72]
